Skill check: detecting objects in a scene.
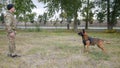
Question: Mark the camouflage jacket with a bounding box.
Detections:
[4,11,17,33]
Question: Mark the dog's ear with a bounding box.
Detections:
[82,29,85,33]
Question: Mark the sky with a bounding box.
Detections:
[32,0,61,20]
[32,0,46,16]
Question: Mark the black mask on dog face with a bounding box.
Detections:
[78,29,85,36]
[78,32,84,36]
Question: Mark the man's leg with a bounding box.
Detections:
[8,32,16,57]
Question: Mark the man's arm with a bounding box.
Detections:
[5,15,13,33]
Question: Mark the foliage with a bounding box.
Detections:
[38,15,43,23]
[97,12,105,23]
[37,12,48,25]
[43,13,48,25]
[38,0,81,17]
[61,0,82,17]
[38,0,82,31]
[14,0,36,21]
[0,13,4,23]
[38,0,60,17]
[0,4,2,12]
[60,12,67,19]
[96,0,120,30]
[81,0,95,29]
[104,29,117,33]
[26,13,36,23]
[59,12,67,24]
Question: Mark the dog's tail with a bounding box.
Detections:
[103,40,111,44]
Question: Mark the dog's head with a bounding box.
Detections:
[78,32,83,36]
[78,29,85,36]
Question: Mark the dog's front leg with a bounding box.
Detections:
[84,45,86,52]
[84,40,90,53]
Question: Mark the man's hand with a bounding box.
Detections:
[9,32,15,38]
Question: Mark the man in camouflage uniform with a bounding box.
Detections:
[4,4,19,57]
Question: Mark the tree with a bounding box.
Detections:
[61,0,82,31]
[97,12,105,23]
[38,15,43,23]
[81,0,95,29]
[0,3,4,23]
[11,0,36,29]
[59,12,67,26]
[0,3,2,12]
[108,0,120,30]
[26,13,36,23]
[0,13,4,23]
[38,0,82,31]
[96,0,120,30]
[67,16,72,30]
[43,12,48,25]
[14,0,36,21]
[95,0,106,24]
[0,1,6,24]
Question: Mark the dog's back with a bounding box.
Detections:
[89,37,103,45]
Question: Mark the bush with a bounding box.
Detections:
[104,29,117,33]
[25,28,41,32]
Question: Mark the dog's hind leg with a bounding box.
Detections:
[97,41,106,53]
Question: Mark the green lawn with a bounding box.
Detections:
[0,29,120,68]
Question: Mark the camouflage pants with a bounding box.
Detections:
[7,32,16,55]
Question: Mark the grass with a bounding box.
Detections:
[89,52,110,60]
[0,29,120,68]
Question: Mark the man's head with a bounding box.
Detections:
[7,4,15,12]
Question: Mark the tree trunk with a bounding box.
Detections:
[85,0,89,30]
[67,23,70,30]
[1,13,5,24]
[107,0,113,30]
[23,13,27,29]
[73,12,78,32]
[85,20,88,29]
[25,22,27,29]
[85,21,88,29]
[108,0,118,30]
[107,23,113,30]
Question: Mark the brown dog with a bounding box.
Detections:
[78,29,106,53]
